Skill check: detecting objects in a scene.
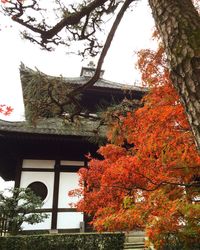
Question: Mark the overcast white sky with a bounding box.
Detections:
[0,0,156,189]
[0,0,156,121]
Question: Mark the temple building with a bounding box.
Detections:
[0,64,146,232]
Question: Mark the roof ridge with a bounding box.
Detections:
[20,64,147,91]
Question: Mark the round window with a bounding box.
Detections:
[27,181,48,201]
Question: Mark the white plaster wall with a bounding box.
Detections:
[58,172,81,208]
[60,160,84,166]
[20,171,54,208]
[23,159,55,169]
[22,213,52,230]
[57,212,83,229]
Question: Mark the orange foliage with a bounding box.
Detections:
[70,46,200,247]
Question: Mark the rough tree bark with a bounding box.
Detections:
[148,0,200,150]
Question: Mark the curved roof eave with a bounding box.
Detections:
[20,63,148,92]
[0,118,107,138]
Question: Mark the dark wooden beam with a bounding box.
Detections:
[14,159,23,188]
[51,160,60,229]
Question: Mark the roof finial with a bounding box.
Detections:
[87,61,95,68]
[80,61,104,77]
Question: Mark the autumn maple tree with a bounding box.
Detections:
[69,45,200,248]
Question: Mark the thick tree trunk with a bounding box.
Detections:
[148,0,200,150]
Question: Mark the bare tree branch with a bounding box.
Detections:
[69,0,135,95]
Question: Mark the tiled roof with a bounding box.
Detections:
[20,64,147,122]
[0,117,106,137]
[4,65,146,138]
[20,64,147,92]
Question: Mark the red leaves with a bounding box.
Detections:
[98,144,126,162]
[70,44,200,245]
[0,105,13,116]
[136,47,167,88]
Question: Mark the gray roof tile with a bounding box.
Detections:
[0,118,106,137]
